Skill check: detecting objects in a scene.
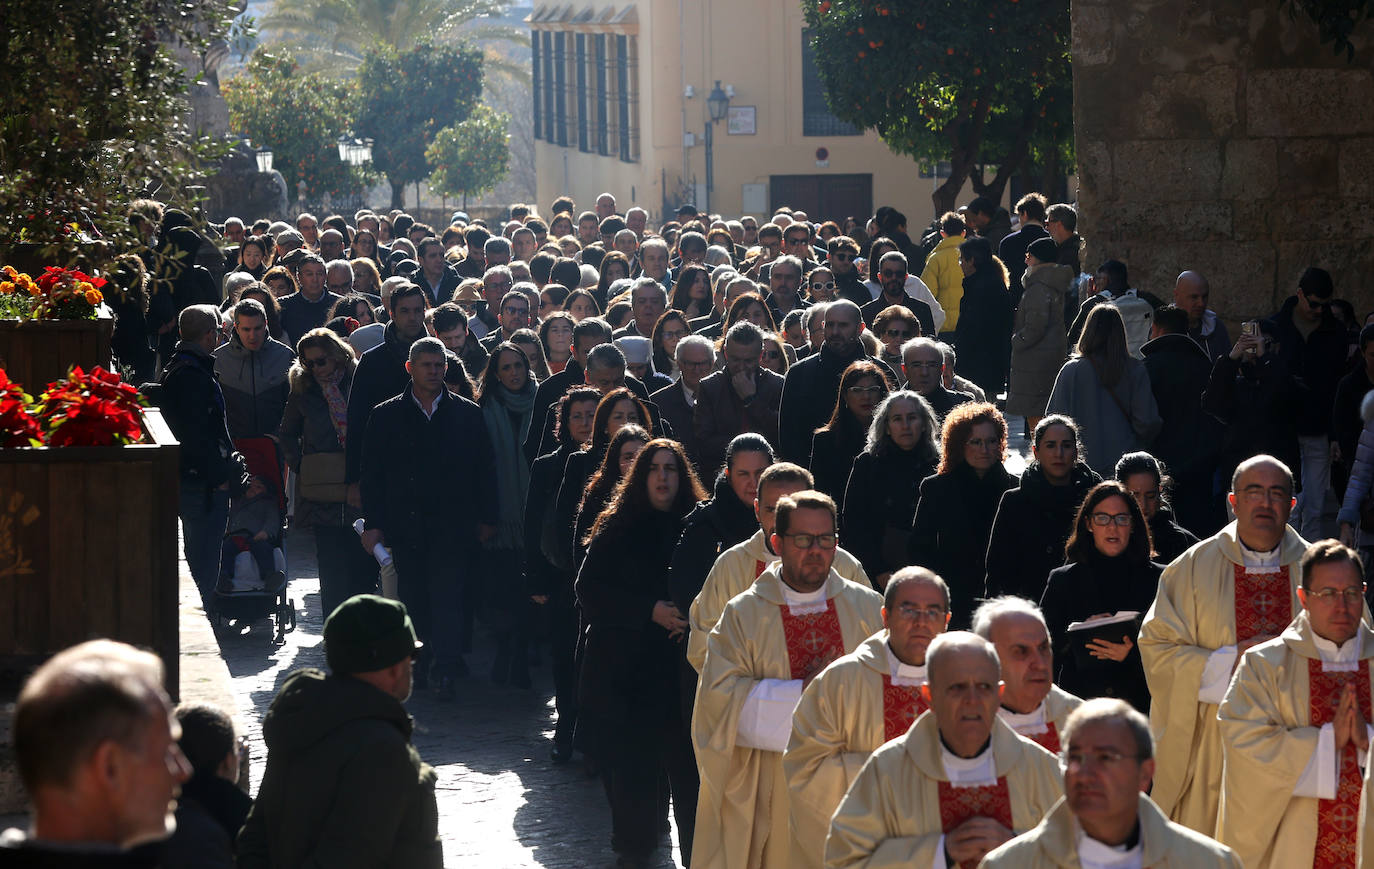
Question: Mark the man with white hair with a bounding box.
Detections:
[972,596,1082,752]
[595,192,617,219]
[981,698,1240,868]
[614,276,667,339]
[693,491,883,869]
[785,567,951,869]
[4,640,191,861]
[625,206,648,238]
[825,631,1064,868]
[1140,454,1312,834]
[651,334,714,464]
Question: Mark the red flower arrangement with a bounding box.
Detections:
[1,265,106,320]
[0,366,146,448]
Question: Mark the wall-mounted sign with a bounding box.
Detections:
[727,106,756,135]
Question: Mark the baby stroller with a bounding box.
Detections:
[211,436,297,642]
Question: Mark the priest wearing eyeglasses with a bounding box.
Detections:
[784,567,951,869]
[692,490,883,869]
[1217,540,1374,868]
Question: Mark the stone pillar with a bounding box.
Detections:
[1072,0,1374,321]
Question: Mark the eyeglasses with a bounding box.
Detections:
[763,350,783,360]
[810,281,837,291]
[848,385,885,397]
[1090,512,1132,527]
[1306,585,1367,605]
[829,252,855,261]
[885,329,913,340]
[879,270,906,280]
[326,282,352,292]
[1239,486,1292,504]
[893,603,947,622]
[502,305,529,316]
[782,532,837,550]
[905,360,942,370]
[786,237,810,245]
[662,329,688,340]
[965,437,998,449]
[487,280,513,290]
[301,357,330,369]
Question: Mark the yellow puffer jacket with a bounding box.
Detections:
[920,234,965,332]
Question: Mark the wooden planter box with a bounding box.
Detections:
[0,311,115,395]
[0,408,181,696]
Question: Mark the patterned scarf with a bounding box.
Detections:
[319,367,348,448]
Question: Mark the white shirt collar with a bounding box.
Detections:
[999,700,1049,736]
[1239,539,1281,568]
[779,580,828,614]
[884,643,927,686]
[940,739,998,786]
[681,378,697,408]
[1076,828,1143,869]
[1313,625,1364,666]
[411,389,442,419]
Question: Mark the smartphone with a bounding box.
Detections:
[1241,321,1259,339]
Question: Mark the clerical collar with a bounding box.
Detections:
[779,580,827,614]
[1076,822,1143,869]
[938,735,997,785]
[1313,625,1364,666]
[1238,538,1281,568]
[883,643,927,686]
[999,699,1047,734]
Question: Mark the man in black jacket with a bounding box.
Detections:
[998,193,1050,309]
[359,339,497,698]
[1141,305,1223,535]
[826,235,872,307]
[414,238,461,304]
[160,304,237,604]
[859,250,935,337]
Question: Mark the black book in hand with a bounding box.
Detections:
[1066,612,1142,669]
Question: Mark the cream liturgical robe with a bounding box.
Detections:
[825,713,1063,869]
[687,528,871,673]
[785,630,932,869]
[999,685,1083,754]
[1137,520,1310,833]
[978,794,1242,869]
[692,567,883,869]
[1217,612,1374,868]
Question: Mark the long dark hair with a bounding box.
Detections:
[587,438,708,543]
[589,387,649,453]
[652,309,690,375]
[670,264,712,317]
[554,386,600,448]
[580,424,651,540]
[724,291,776,334]
[819,359,892,435]
[477,342,532,406]
[1075,304,1131,388]
[1064,480,1154,563]
[957,236,1010,289]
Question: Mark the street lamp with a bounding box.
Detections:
[255,147,273,174]
[336,135,374,166]
[337,134,352,163]
[703,81,731,214]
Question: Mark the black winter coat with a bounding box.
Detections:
[985,461,1101,606]
[1202,354,1306,487]
[809,419,867,513]
[159,342,235,489]
[1149,506,1199,564]
[954,268,1014,398]
[523,443,579,602]
[1141,333,1222,481]
[668,474,759,613]
[358,386,497,549]
[1040,552,1162,713]
[1266,295,1355,438]
[575,509,688,755]
[909,461,1017,627]
[778,345,894,463]
[843,446,938,580]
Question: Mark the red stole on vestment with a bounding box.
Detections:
[1308,658,1372,869]
[778,599,846,680]
[753,559,766,579]
[880,675,929,741]
[937,776,1013,869]
[1233,563,1292,640]
[1025,722,1060,754]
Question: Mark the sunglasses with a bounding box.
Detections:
[829,252,854,261]
[302,357,330,369]
[810,281,836,290]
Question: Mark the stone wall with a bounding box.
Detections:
[1073,0,1374,323]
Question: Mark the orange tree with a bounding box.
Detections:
[804,0,1071,214]
[426,104,511,210]
[355,42,485,210]
[223,52,368,200]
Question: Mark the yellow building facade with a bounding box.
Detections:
[528,0,935,225]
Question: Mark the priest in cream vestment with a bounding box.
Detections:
[688,464,870,673]
[972,596,1082,753]
[1218,541,1374,868]
[981,698,1240,869]
[826,632,1063,869]
[785,567,951,869]
[1138,455,1310,833]
[692,491,883,869]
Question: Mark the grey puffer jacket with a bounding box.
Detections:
[212,333,295,439]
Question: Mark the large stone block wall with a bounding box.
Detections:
[1073,0,1374,323]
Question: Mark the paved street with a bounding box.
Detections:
[220,530,685,869]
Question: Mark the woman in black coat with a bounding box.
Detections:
[809,359,892,513]
[843,390,940,588]
[1040,480,1163,713]
[984,415,1102,607]
[909,402,1017,627]
[953,236,1014,399]
[1115,451,1200,564]
[523,386,601,762]
[576,439,707,869]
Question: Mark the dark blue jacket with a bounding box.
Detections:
[159,341,234,488]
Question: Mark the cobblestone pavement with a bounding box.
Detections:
[220,529,684,869]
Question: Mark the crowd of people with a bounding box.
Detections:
[10,188,1374,869]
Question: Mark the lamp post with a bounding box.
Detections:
[704,80,730,214]
[255,147,273,174]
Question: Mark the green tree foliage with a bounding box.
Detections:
[804,0,1071,214]
[260,0,528,82]
[0,0,235,264]
[356,42,485,209]
[426,104,511,207]
[222,52,369,199]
